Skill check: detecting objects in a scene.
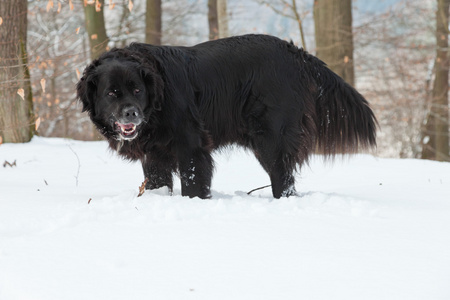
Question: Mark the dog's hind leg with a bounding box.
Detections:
[269,154,298,198]
[250,129,300,198]
[248,108,310,198]
[254,147,298,198]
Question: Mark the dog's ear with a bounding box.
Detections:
[76,60,100,114]
[139,62,164,111]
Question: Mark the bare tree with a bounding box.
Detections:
[217,0,229,38]
[27,0,89,140]
[208,0,219,40]
[0,0,35,143]
[355,1,435,158]
[422,0,450,161]
[313,0,354,86]
[83,0,109,140]
[146,0,162,44]
[257,0,309,50]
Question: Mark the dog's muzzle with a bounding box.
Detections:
[114,106,143,140]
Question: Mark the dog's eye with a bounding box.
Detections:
[108,91,117,97]
[134,89,140,95]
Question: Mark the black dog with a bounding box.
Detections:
[77,34,377,199]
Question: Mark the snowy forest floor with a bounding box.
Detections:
[1,137,450,300]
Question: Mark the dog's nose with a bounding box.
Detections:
[122,106,140,124]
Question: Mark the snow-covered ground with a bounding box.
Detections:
[1,137,449,300]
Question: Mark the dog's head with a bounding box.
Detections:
[76,48,164,141]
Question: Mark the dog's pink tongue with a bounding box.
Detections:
[117,123,134,130]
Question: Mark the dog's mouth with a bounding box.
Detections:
[115,122,138,140]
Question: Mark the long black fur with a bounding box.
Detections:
[76,34,377,199]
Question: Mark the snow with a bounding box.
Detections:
[1,137,450,300]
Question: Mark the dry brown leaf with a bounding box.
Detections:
[75,27,80,34]
[137,178,149,197]
[69,0,74,10]
[0,136,3,146]
[17,89,25,100]
[344,56,349,64]
[75,68,81,80]
[128,0,133,12]
[57,2,62,13]
[91,34,98,40]
[35,117,41,131]
[46,0,54,12]
[0,17,3,26]
[95,0,101,12]
[40,78,46,93]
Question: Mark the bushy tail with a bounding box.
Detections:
[308,57,377,157]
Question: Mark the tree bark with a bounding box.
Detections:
[208,0,219,40]
[145,0,162,45]
[0,0,34,143]
[217,0,229,38]
[313,0,355,87]
[422,0,450,161]
[84,0,109,60]
[83,0,108,140]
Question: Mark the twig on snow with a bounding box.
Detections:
[67,144,81,187]
[3,160,17,168]
[137,178,149,197]
[247,184,271,195]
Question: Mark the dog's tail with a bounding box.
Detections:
[304,54,377,157]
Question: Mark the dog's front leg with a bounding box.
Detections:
[178,147,213,199]
[141,152,176,194]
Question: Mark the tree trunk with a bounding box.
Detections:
[84,0,109,60]
[208,0,219,40]
[83,0,108,140]
[217,0,229,38]
[313,0,355,87]
[422,0,450,161]
[0,0,34,143]
[145,0,162,45]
